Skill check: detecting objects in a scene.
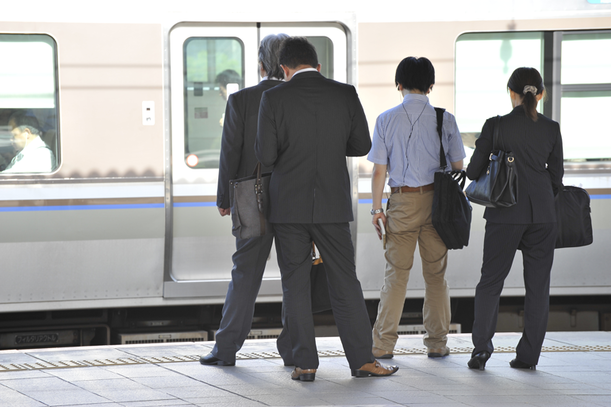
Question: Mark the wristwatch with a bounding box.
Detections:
[370,208,384,215]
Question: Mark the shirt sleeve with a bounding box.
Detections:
[445,112,466,163]
[216,94,244,209]
[367,115,388,165]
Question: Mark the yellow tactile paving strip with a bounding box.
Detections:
[1,344,610,372]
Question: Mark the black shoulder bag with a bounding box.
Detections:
[465,116,518,207]
[431,107,472,250]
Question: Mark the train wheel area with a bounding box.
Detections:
[1,296,610,351]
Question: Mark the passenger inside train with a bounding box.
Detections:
[1,110,56,173]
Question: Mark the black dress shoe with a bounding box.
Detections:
[467,351,491,370]
[510,358,536,370]
[199,352,235,366]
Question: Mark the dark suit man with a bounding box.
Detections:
[255,37,398,381]
[200,34,291,367]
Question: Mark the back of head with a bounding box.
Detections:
[279,37,318,69]
[259,33,290,79]
[215,69,242,88]
[395,57,435,94]
[507,67,544,121]
[9,111,41,136]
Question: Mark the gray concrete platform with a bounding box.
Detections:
[1,331,611,406]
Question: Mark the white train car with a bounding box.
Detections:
[0,0,610,348]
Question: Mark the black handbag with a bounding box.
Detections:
[229,162,272,239]
[465,116,518,208]
[431,108,472,250]
[555,185,593,248]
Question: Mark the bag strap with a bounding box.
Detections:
[434,107,447,170]
[493,115,501,151]
[253,162,267,234]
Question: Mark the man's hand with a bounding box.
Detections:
[372,212,387,240]
[218,207,230,216]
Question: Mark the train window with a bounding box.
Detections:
[560,32,611,161]
[183,37,244,169]
[561,91,611,160]
[0,34,59,174]
[561,33,611,85]
[455,32,544,137]
[308,37,334,79]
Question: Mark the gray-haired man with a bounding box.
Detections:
[200,33,291,367]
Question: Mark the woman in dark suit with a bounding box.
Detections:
[466,67,564,370]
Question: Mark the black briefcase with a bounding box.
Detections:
[555,185,593,248]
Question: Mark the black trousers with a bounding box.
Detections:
[212,232,291,364]
[273,222,375,370]
[471,222,557,365]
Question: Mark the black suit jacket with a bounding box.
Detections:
[255,71,371,223]
[217,80,283,209]
[466,106,564,224]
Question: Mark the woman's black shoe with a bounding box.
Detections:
[468,351,491,370]
[509,358,536,370]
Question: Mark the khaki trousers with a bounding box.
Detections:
[372,189,451,351]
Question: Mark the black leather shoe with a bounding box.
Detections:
[291,367,316,381]
[467,351,491,370]
[199,352,235,366]
[510,358,536,370]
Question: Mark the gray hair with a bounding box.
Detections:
[259,33,289,79]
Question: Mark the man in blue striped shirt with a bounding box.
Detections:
[368,57,465,360]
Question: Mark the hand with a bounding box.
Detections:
[218,207,230,216]
[372,212,387,240]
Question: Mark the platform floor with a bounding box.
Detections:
[1,331,611,407]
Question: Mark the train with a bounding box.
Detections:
[1,0,610,349]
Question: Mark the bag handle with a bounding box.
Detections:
[434,107,447,170]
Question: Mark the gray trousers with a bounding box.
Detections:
[471,222,556,365]
[212,232,291,364]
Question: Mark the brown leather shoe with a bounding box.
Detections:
[351,360,399,377]
[372,347,394,359]
[427,346,450,358]
[291,367,316,381]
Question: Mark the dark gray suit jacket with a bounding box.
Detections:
[217,80,283,209]
[255,71,371,223]
[466,106,564,224]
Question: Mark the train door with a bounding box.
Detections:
[165,23,351,300]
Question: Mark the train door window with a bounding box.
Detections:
[183,37,244,169]
[455,32,544,139]
[0,34,59,174]
[259,24,347,83]
[558,32,611,161]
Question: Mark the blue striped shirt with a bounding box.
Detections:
[367,94,465,188]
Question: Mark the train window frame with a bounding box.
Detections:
[455,29,611,166]
[182,36,245,170]
[0,33,60,175]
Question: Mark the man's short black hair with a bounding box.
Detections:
[395,57,435,94]
[9,111,41,136]
[279,37,318,69]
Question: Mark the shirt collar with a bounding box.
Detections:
[261,76,284,82]
[293,67,319,77]
[402,93,429,103]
